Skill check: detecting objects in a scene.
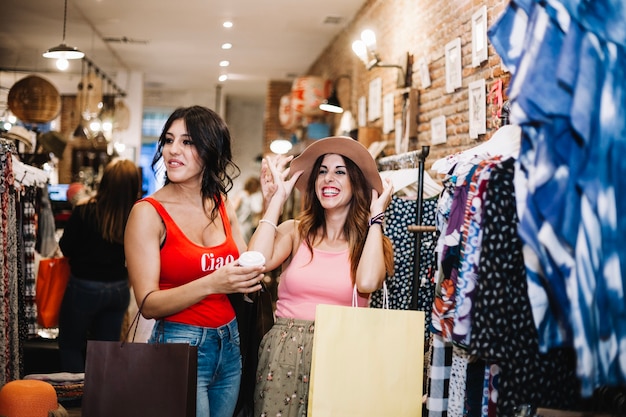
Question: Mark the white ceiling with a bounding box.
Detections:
[0,0,367,101]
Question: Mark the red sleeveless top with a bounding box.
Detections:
[142,197,238,327]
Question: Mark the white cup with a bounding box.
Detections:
[238,251,265,302]
[238,251,265,267]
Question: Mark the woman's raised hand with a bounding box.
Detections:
[370,177,394,216]
[261,154,302,205]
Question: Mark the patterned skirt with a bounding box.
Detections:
[254,317,315,417]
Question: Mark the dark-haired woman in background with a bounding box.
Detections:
[58,158,142,372]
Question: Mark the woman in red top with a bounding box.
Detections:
[124,106,264,417]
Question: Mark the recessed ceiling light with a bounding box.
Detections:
[219,60,230,67]
[221,43,232,50]
[223,21,233,28]
[218,74,228,82]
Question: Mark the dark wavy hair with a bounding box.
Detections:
[151,105,240,220]
[297,154,394,282]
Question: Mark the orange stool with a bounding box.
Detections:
[0,379,66,417]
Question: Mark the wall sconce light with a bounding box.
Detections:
[319,74,351,114]
[352,29,380,70]
[43,0,84,61]
[352,29,413,88]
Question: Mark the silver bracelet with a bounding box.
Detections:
[258,219,278,231]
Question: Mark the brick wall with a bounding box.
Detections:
[263,80,293,153]
[272,0,511,171]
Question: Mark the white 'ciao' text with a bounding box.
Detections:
[201,253,235,272]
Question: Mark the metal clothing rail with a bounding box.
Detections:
[377,145,435,310]
[377,148,427,167]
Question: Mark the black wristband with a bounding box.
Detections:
[368,212,384,227]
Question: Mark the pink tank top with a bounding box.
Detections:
[275,242,368,321]
[142,197,238,327]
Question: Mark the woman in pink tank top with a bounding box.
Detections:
[248,136,395,417]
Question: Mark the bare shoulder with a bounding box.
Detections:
[277,219,300,251]
[127,199,162,229]
[278,218,298,231]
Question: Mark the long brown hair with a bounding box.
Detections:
[297,154,394,282]
[91,159,141,243]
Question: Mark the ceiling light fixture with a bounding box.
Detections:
[319,74,351,114]
[270,139,293,155]
[43,0,84,60]
[319,90,342,113]
[55,58,70,71]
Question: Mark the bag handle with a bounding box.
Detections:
[123,290,157,345]
[352,281,389,309]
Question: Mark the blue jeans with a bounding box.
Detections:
[58,277,130,372]
[150,319,242,417]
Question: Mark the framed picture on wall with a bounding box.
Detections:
[468,78,486,139]
[418,57,431,89]
[368,77,382,122]
[395,118,404,154]
[431,115,447,145]
[383,92,395,133]
[358,96,367,127]
[472,6,488,67]
[445,38,462,93]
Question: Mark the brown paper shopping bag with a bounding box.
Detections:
[82,339,197,417]
[308,299,425,417]
[82,291,198,417]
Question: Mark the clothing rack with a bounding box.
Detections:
[11,155,49,188]
[377,145,435,310]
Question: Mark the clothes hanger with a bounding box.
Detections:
[11,155,49,188]
[379,169,442,198]
[431,124,522,175]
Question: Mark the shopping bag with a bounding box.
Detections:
[35,256,70,328]
[308,287,425,417]
[82,291,198,417]
[82,340,197,417]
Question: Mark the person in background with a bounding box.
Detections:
[233,176,263,242]
[249,136,395,416]
[124,105,264,417]
[58,158,141,372]
[66,182,92,207]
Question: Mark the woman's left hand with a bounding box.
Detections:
[370,177,394,216]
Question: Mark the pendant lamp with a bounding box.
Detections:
[319,89,343,114]
[319,75,351,114]
[43,0,84,60]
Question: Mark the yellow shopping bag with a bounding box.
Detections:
[308,299,425,417]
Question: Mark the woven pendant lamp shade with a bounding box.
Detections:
[8,75,62,124]
[113,100,130,131]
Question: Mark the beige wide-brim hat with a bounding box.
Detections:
[290,136,382,194]
[1,125,34,152]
